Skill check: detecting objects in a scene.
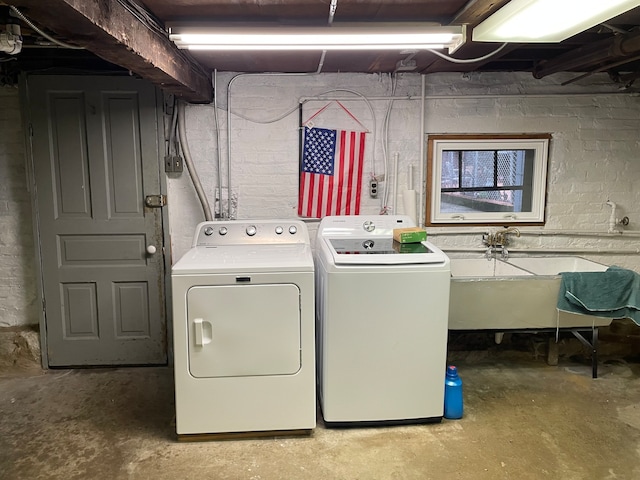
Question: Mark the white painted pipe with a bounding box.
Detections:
[393,152,399,215]
[428,229,640,237]
[441,247,640,255]
[419,74,426,227]
[402,164,417,224]
[408,164,413,189]
[606,200,618,234]
[402,190,417,225]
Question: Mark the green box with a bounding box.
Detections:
[393,241,426,253]
[393,227,427,244]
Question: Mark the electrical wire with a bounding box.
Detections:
[9,6,84,50]
[10,2,169,54]
[114,0,168,39]
[167,97,178,156]
[231,104,301,124]
[426,43,508,64]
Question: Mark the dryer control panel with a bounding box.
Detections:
[193,220,309,247]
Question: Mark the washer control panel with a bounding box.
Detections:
[316,215,415,238]
[193,220,309,246]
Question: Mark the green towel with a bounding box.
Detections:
[557,266,640,326]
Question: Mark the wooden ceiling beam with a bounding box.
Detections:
[4,0,212,103]
[450,0,510,26]
[417,0,517,75]
[533,30,640,78]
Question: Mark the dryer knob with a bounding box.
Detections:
[275,226,284,235]
[246,225,257,236]
[219,227,228,236]
[203,226,214,236]
[288,225,297,235]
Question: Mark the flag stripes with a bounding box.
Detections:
[298,127,366,219]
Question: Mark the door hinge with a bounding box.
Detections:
[145,194,167,208]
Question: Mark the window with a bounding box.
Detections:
[426,134,550,225]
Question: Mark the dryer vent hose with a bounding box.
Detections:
[178,101,213,221]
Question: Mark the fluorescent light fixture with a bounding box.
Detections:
[473,0,640,42]
[168,23,466,53]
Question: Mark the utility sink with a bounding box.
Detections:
[506,256,608,275]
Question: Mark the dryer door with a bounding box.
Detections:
[186,284,301,378]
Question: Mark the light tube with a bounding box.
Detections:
[168,24,466,53]
[473,0,640,42]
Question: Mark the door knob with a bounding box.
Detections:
[146,245,157,255]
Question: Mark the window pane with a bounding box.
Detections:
[441,151,459,188]
[435,145,541,217]
[460,150,495,188]
[429,135,549,225]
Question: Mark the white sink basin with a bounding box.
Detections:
[507,256,607,276]
[449,258,533,278]
[447,256,613,330]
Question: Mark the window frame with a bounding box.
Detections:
[426,134,551,226]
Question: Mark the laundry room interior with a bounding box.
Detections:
[2,0,640,479]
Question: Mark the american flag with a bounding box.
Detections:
[298,126,366,218]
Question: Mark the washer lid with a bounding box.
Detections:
[173,243,314,274]
[325,238,448,265]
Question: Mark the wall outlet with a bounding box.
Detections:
[369,179,378,198]
[164,155,183,173]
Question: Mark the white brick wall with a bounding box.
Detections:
[1,71,639,328]
[168,71,640,272]
[0,87,38,328]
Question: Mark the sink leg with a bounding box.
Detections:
[570,327,599,379]
[547,337,559,366]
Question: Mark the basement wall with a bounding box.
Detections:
[169,72,640,271]
[0,86,38,329]
[1,72,639,329]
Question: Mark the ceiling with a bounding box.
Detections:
[2,0,640,100]
[141,0,640,81]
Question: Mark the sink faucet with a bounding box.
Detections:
[495,226,520,247]
[498,227,520,260]
[483,227,520,260]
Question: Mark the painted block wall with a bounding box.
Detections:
[169,72,640,272]
[0,87,38,328]
[1,71,639,329]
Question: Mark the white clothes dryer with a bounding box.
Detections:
[315,215,451,426]
[172,220,315,437]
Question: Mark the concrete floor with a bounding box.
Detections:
[1,349,640,480]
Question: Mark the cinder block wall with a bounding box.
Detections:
[0,87,38,329]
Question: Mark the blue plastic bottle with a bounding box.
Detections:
[444,365,463,419]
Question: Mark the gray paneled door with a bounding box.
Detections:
[26,75,167,366]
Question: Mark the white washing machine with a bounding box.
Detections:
[172,220,315,437]
[315,215,451,426]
